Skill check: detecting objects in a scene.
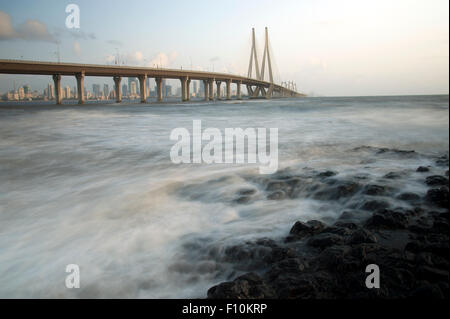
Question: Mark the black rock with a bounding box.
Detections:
[237,188,257,196]
[267,190,287,200]
[384,172,402,179]
[348,229,377,245]
[318,171,337,178]
[286,220,326,242]
[362,184,389,196]
[410,283,444,298]
[416,166,430,173]
[365,209,409,229]
[307,233,344,249]
[425,175,449,187]
[266,180,289,192]
[207,273,276,299]
[234,196,252,204]
[426,187,449,208]
[314,181,361,200]
[396,192,421,202]
[360,199,390,212]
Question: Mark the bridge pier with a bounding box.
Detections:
[186,79,191,101]
[203,80,209,101]
[138,75,147,103]
[113,76,121,103]
[237,81,242,100]
[75,72,85,104]
[52,74,62,105]
[155,78,163,102]
[216,81,222,100]
[226,80,231,100]
[180,77,188,101]
[208,79,214,100]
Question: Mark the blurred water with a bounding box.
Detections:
[0,95,448,298]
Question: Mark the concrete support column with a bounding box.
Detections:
[226,80,231,100]
[113,76,121,103]
[75,72,85,104]
[138,75,147,103]
[203,80,209,101]
[237,81,242,100]
[180,77,188,101]
[53,74,62,105]
[208,79,214,100]
[156,78,163,102]
[186,79,191,101]
[216,81,222,100]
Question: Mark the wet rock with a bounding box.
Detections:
[360,199,390,212]
[416,166,430,173]
[285,220,326,242]
[362,184,389,196]
[307,233,344,249]
[266,180,289,192]
[207,273,276,299]
[410,283,444,298]
[234,196,252,204]
[237,188,257,196]
[436,155,449,167]
[223,239,295,269]
[365,209,409,229]
[318,171,337,178]
[425,175,449,187]
[348,229,377,245]
[416,266,449,282]
[396,192,421,202]
[384,172,402,179]
[267,190,287,200]
[321,225,353,236]
[265,258,308,282]
[426,186,449,208]
[317,245,352,268]
[314,181,361,200]
[334,220,359,229]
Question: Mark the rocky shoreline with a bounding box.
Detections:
[206,149,449,299]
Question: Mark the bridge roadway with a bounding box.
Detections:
[0,59,305,104]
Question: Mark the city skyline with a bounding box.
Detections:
[0,0,449,96]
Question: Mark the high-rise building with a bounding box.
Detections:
[128,77,138,95]
[47,83,54,100]
[193,81,198,96]
[103,84,109,99]
[130,81,137,96]
[122,84,128,97]
[18,87,25,100]
[199,80,205,97]
[93,84,101,98]
[166,85,172,97]
[64,86,71,99]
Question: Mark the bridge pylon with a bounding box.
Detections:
[247,27,274,99]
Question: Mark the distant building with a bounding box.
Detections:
[103,84,109,99]
[122,84,128,97]
[130,81,137,97]
[47,83,54,100]
[64,86,71,99]
[92,84,101,98]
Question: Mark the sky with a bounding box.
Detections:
[0,0,448,96]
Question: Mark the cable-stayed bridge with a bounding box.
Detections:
[0,28,306,104]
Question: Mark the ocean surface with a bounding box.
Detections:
[0,95,448,298]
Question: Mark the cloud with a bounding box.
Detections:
[0,11,56,42]
[73,41,81,56]
[210,56,220,63]
[147,52,178,67]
